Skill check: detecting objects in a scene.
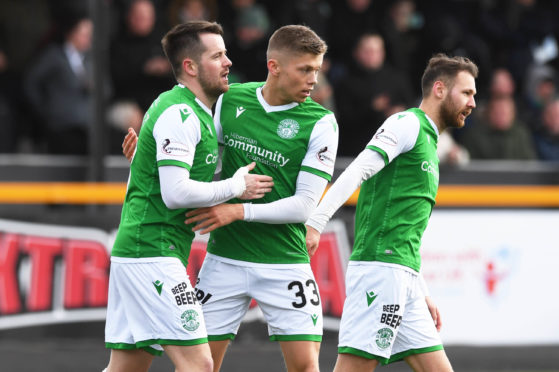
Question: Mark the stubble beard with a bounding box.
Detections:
[440,95,465,130]
[199,65,228,102]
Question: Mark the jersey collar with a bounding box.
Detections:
[256,86,298,113]
[423,112,440,139]
[177,83,213,117]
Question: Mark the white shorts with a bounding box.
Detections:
[105,257,208,355]
[196,254,323,342]
[338,262,443,364]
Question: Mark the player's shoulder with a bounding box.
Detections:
[384,110,420,128]
[226,81,265,94]
[301,97,333,115]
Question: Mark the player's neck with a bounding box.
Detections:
[419,99,445,133]
[261,81,289,106]
[177,77,216,109]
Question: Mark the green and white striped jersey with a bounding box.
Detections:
[112,84,218,267]
[352,108,440,272]
[208,82,338,264]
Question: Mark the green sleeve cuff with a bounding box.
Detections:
[157,159,192,171]
[366,145,389,165]
[300,166,332,182]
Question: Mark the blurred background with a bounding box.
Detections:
[0,0,558,371]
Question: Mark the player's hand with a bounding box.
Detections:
[122,127,138,162]
[305,225,321,257]
[185,203,244,234]
[425,296,442,332]
[240,162,274,200]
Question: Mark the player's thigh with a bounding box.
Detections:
[279,340,321,372]
[389,281,444,364]
[164,343,213,372]
[106,258,207,350]
[251,264,323,339]
[338,263,409,362]
[196,255,251,337]
[107,348,154,372]
[333,353,380,372]
[404,349,453,372]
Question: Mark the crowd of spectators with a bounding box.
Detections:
[1,0,559,161]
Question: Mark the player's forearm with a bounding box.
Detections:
[306,149,385,233]
[243,193,317,224]
[243,172,327,224]
[160,166,244,209]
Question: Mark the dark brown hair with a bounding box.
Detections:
[161,21,223,79]
[421,53,479,97]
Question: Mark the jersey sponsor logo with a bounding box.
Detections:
[223,132,290,168]
[316,146,335,168]
[380,304,402,329]
[172,282,198,306]
[161,139,190,157]
[153,280,164,295]
[180,309,200,332]
[375,328,394,349]
[421,160,439,181]
[236,106,246,118]
[366,290,378,307]
[374,128,397,146]
[205,149,218,164]
[277,119,300,139]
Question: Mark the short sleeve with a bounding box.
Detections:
[300,113,339,182]
[153,104,201,170]
[365,111,420,164]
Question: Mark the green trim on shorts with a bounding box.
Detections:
[136,338,208,348]
[269,334,322,342]
[338,346,389,364]
[105,342,163,357]
[208,334,236,341]
[387,344,444,364]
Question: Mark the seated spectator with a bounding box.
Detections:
[23,14,94,154]
[110,0,174,112]
[534,98,559,160]
[460,96,537,160]
[166,0,217,25]
[334,33,414,156]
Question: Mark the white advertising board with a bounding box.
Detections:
[421,210,559,345]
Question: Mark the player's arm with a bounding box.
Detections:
[418,273,442,331]
[184,113,339,233]
[154,105,273,209]
[306,111,421,254]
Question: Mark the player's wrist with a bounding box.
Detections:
[305,216,326,234]
[230,166,248,197]
[242,203,253,221]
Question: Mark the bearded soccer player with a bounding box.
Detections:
[184,25,339,372]
[305,53,478,372]
[103,21,272,372]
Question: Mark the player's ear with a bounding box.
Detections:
[267,58,280,76]
[183,58,197,77]
[433,80,446,99]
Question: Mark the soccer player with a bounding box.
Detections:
[184,25,339,372]
[305,53,478,372]
[103,21,273,372]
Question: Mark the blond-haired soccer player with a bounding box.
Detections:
[185,25,339,372]
[103,21,272,372]
[306,53,478,372]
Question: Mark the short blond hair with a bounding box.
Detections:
[267,25,327,59]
